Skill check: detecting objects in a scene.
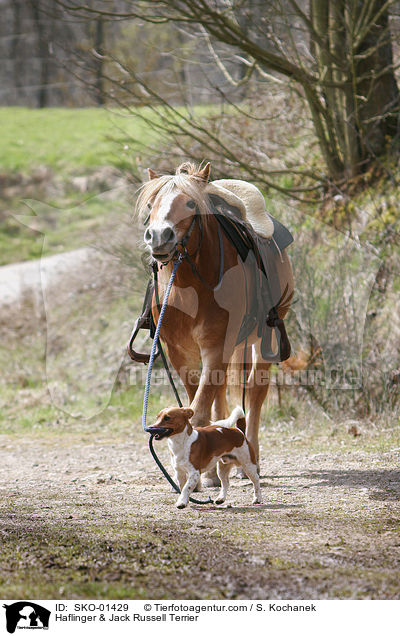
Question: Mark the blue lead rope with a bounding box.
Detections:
[142,255,182,433]
[142,254,213,505]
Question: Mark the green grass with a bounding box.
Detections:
[0,106,161,264]
[0,107,159,174]
[0,190,136,265]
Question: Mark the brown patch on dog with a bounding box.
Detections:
[236,417,246,434]
[189,426,245,471]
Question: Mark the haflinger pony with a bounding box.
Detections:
[136,162,294,485]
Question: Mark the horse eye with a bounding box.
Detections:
[163,415,171,422]
[186,199,196,209]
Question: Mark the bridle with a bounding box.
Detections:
[153,204,225,292]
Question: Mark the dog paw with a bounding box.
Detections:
[235,468,247,479]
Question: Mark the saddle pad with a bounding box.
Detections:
[270,216,294,251]
[206,179,275,238]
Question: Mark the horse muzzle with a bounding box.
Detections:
[151,246,177,263]
[144,224,177,258]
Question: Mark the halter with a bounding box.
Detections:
[156,205,225,292]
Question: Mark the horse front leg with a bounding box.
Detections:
[163,342,201,404]
[189,347,229,487]
[189,347,228,427]
[211,383,229,421]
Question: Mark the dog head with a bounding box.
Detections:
[149,407,194,439]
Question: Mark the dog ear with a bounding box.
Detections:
[182,408,194,420]
[148,168,161,180]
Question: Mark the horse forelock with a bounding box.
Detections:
[136,172,210,223]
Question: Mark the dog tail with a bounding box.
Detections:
[229,405,246,433]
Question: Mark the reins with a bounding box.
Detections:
[141,248,213,506]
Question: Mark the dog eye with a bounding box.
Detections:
[186,199,196,209]
[163,415,171,422]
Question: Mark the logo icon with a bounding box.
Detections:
[3,602,50,634]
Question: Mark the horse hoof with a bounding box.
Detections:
[202,476,221,488]
[176,502,187,509]
[215,498,225,505]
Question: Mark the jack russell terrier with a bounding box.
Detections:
[150,405,262,509]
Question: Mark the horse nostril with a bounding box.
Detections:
[144,228,152,243]
[161,227,174,243]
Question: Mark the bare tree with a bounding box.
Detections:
[28,0,53,107]
[55,0,400,191]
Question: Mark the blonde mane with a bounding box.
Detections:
[136,163,210,222]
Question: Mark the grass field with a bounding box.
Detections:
[0,107,160,174]
[0,107,160,264]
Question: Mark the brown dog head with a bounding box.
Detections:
[151,406,194,438]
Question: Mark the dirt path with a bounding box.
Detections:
[1,422,399,599]
[0,251,399,600]
[0,248,101,308]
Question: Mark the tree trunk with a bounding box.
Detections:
[29,0,51,108]
[354,1,400,159]
[309,0,399,181]
[94,15,106,106]
[10,0,23,101]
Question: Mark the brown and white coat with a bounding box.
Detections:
[152,405,262,508]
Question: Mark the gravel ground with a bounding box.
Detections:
[1,424,399,599]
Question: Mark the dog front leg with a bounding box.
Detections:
[172,467,186,490]
[176,469,201,509]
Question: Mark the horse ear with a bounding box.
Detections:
[182,408,194,420]
[148,168,161,180]
[197,162,211,183]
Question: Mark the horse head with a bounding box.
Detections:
[137,162,211,262]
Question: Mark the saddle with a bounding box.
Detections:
[208,192,293,361]
[128,188,293,364]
